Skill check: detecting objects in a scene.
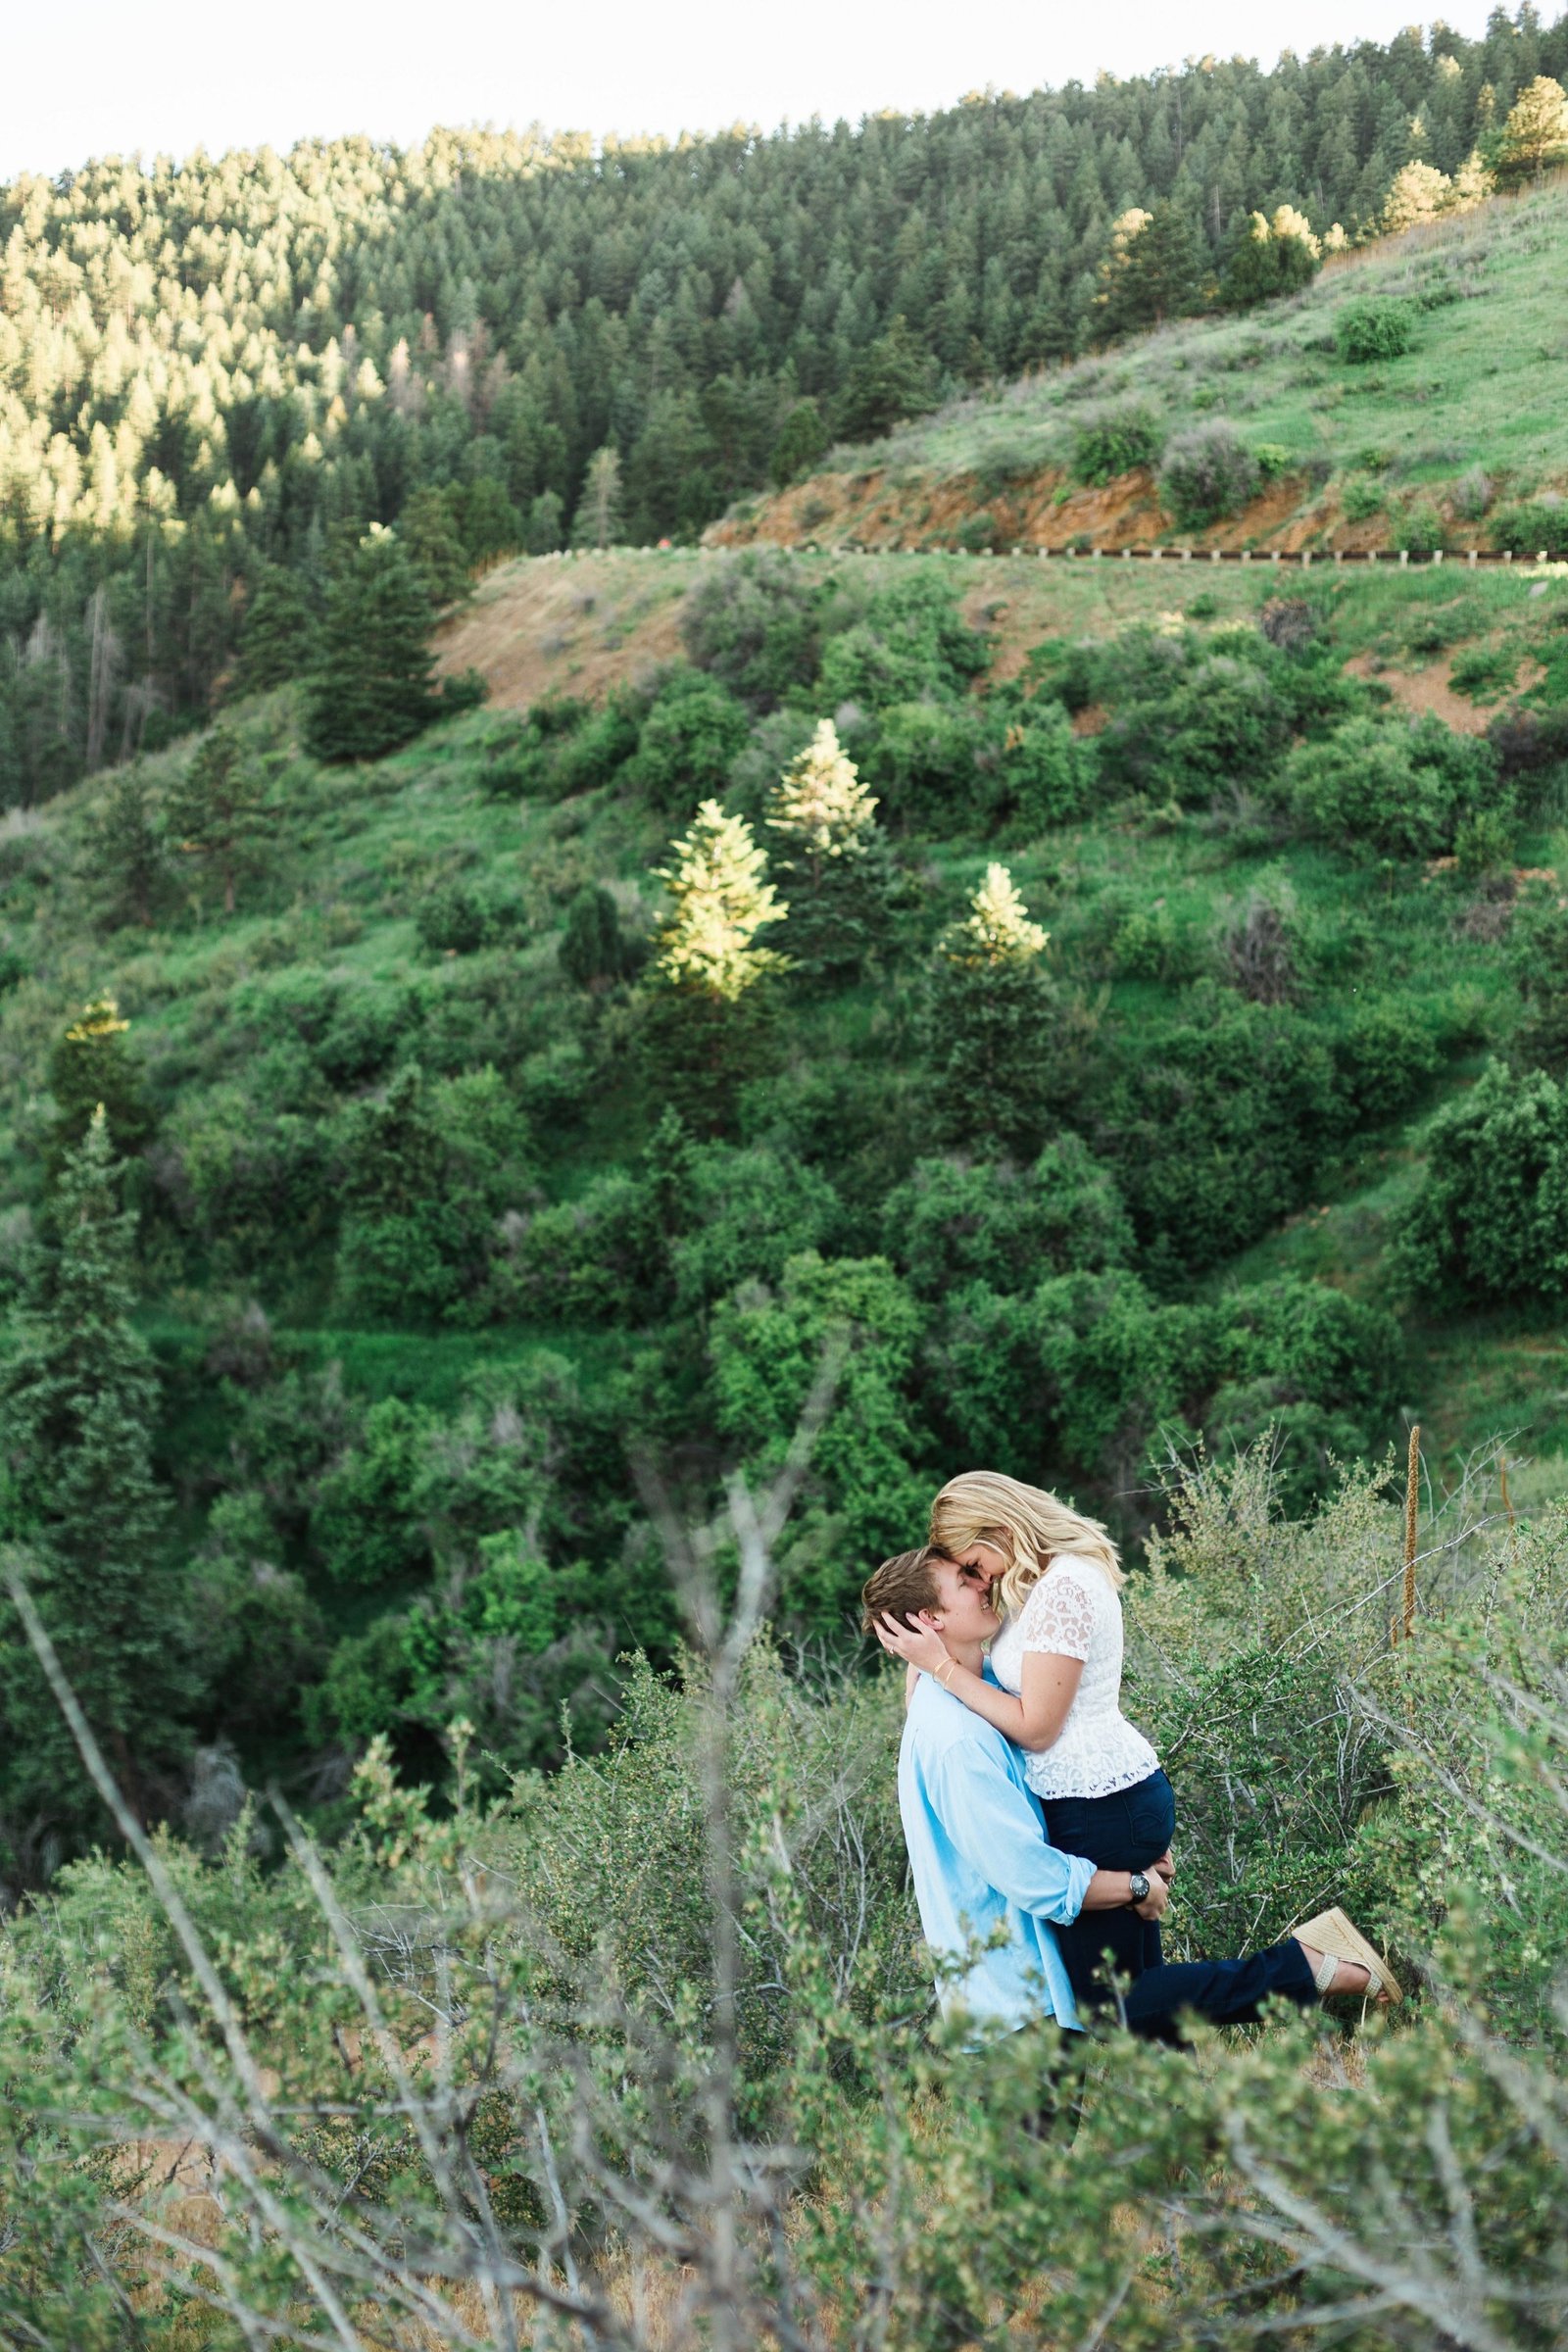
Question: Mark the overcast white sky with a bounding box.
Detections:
[1,0,1506,181]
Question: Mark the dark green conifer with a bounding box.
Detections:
[0,1108,187,1846]
[88,764,166,931]
[46,997,154,1184]
[769,400,829,488]
[399,486,471,607]
[232,564,316,694]
[165,723,270,914]
[838,319,939,442]
[304,527,438,763]
[559,884,641,990]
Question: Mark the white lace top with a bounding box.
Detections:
[986,1551,1159,1801]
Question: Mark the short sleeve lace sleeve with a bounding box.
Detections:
[1016,1565,1098,1662]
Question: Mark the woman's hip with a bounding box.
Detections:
[1043,1769,1177,1872]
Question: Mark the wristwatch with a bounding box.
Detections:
[1127,1871,1152,1906]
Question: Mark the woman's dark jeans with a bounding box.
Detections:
[1044,1767,1177,2004]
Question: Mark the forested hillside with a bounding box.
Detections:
[4,39,1568,2345]
[3,7,1566,801]
[2,521,1566,1878]
[713,171,1568,557]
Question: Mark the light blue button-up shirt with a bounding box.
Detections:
[898,1674,1098,2034]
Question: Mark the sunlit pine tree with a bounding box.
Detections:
[646,800,787,1131]
[653,800,787,1002]
[765,719,895,983]
[927,864,1064,1158]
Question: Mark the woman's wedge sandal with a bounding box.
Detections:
[1293,1905,1400,2005]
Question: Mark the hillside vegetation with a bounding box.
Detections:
[3,9,1565,803]
[4,47,1568,2348]
[2,536,1566,1871]
[714,172,1568,556]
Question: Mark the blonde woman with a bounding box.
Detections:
[872,1469,1178,2001]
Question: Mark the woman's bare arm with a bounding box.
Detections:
[875,1613,1084,1748]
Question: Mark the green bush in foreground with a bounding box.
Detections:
[1,1447,1566,2348]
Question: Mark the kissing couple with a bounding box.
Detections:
[864,1470,1396,2053]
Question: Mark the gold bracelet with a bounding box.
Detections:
[935,1658,958,1687]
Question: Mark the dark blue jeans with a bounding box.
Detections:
[1115,1940,1317,2043]
[1045,1768,1178,2003]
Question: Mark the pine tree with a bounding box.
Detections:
[941,863,1051,968]
[165,722,270,914]
[559,883,641,990]
[232,564,316,694]
[1494,74,1568,183]
[925,865,1061,1158]
[645,801,788,1131]
[304,526,438,763]
[764,718,895,982]
[1224,206,1323,307]
[88,763,166,931]
[400,485,471,607]
[838,318,939,442]
[770,400,829,488]
[571,447,624,549]
[46,996,154,1183]
[1096,202,1207,336]
[653,801,787,1001]
[0,1108,187,1845]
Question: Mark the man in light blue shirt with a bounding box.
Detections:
[864,1546,1336,2045]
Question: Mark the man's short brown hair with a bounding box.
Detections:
[860,1544,946,1640]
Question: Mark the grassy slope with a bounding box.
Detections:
[446,548,1568,1482]
[7,551,1568,1502]
[705,176,1568,557]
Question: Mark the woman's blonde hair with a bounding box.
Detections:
[928,1470,1123,1617]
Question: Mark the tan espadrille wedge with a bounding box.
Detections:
[1292,1906,1400,2005]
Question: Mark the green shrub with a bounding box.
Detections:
[1071,404,1164,486]
[670,1144,843,1311]
[955,511,998,553]
[621,667,752,813]
[1395,500,1445,557]
[1509,889,1568,1072]
[1156,422,1261,528]
[1396,1058,1568,1301]
[1277,712,1504,858]
[680,549,822,710]
[880,1138,1133,1300]
[333,1064,533,1324]
[494,1169,668,1324]
[1342,475,1386,521]
[415,878,526,956]
[1096,627,1295,806]
[998,700,1098,830]
[709,1250,932,1632]
[815,571,990,710]
[1335,298,1417,364]
[1491,497,1568,560]
[163,1092,337,1281]
[864,699,999,835]
[1098,987,1346,1277]
[929,1265,1217,1485]
[1332,1001,1443,1124]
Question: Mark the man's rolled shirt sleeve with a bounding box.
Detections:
[929,1740,1097,1926]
